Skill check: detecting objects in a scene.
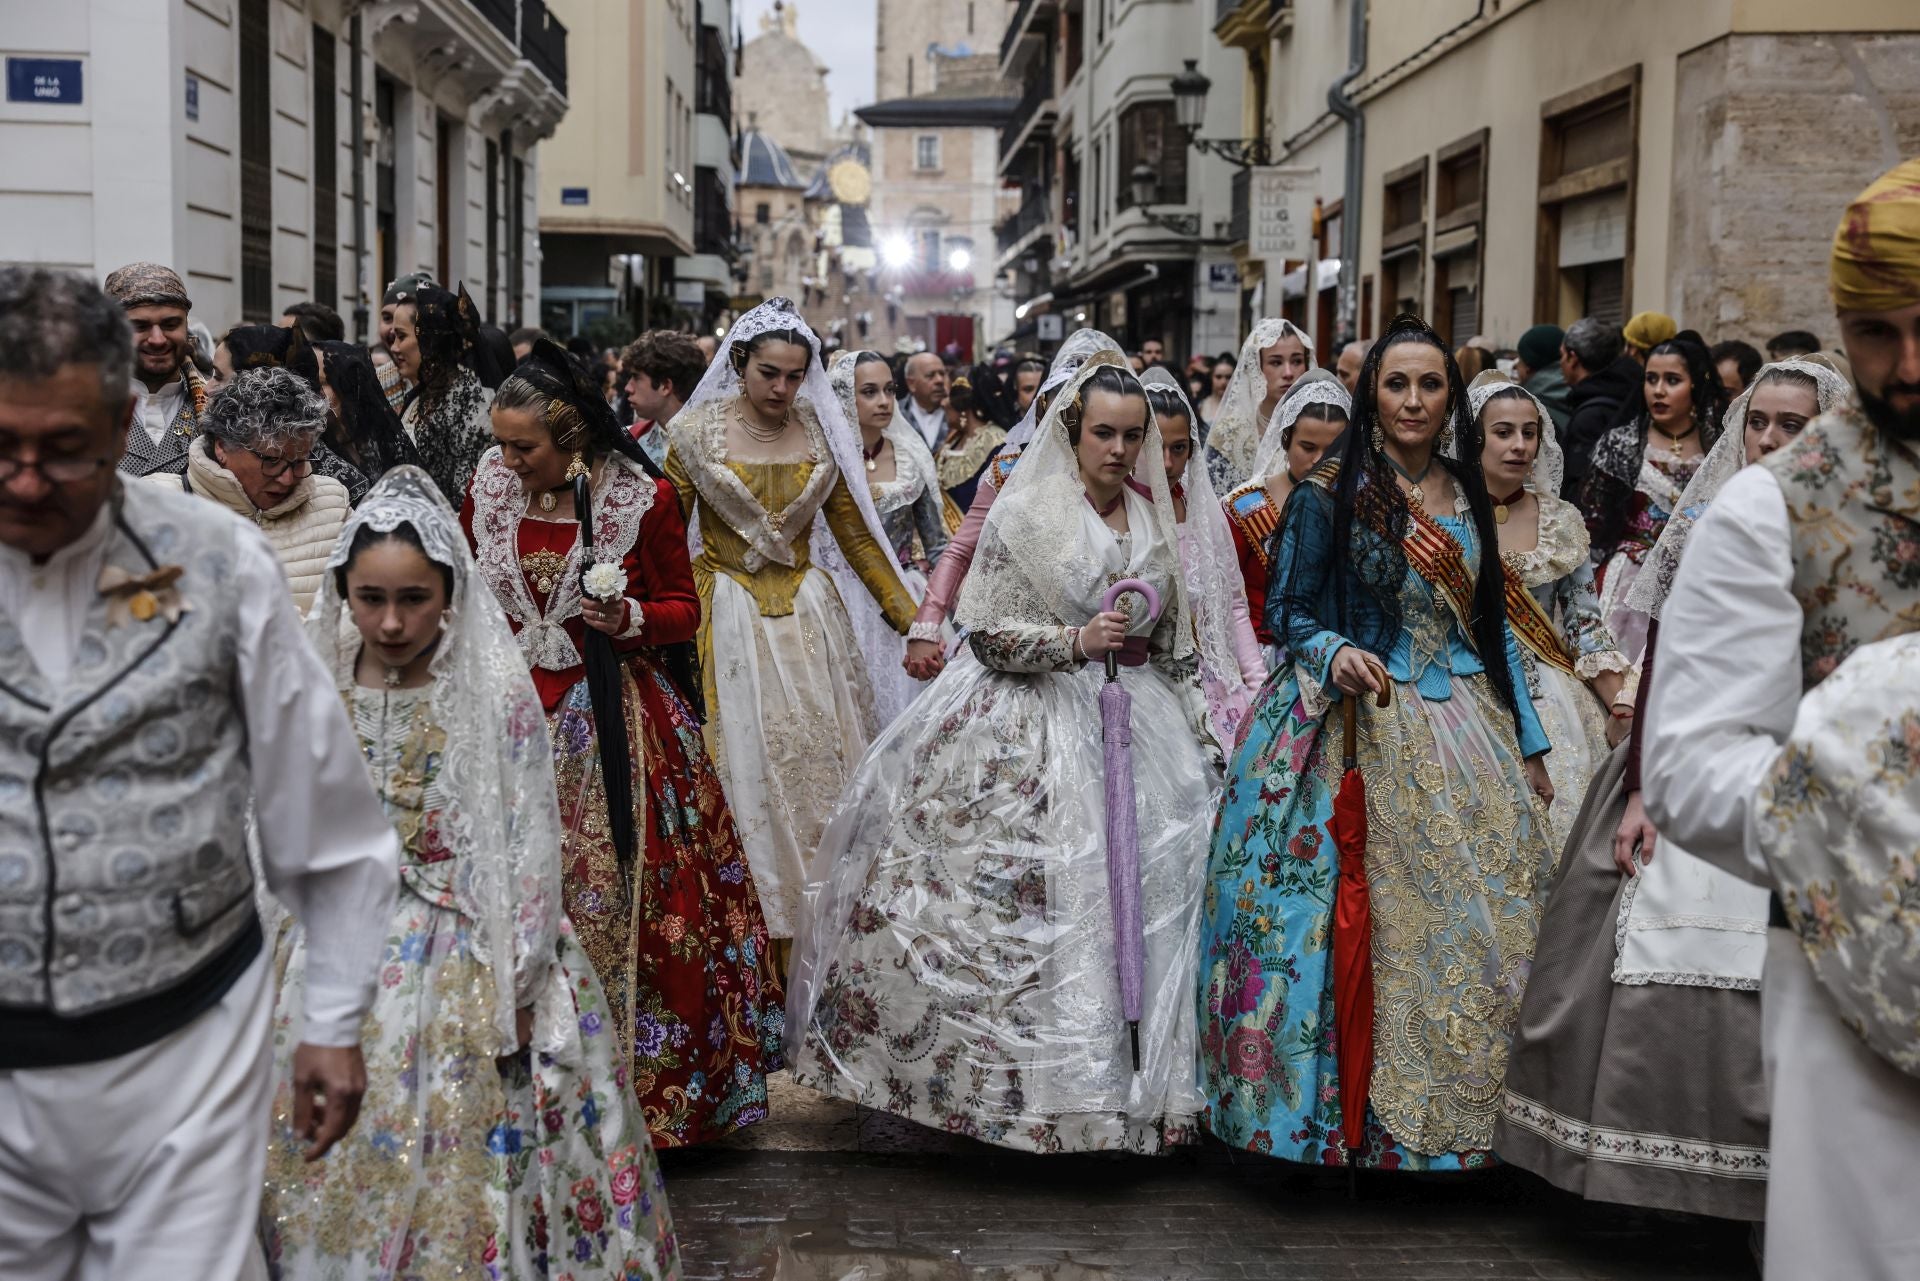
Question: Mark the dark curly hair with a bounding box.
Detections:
[1276,314,1522,733]
[947,364,1014,430]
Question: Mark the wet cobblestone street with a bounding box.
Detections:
[656,1077,1756,1281]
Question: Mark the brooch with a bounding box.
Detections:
[98,563,189,627]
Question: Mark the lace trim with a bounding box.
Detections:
[665,396,836,573]
[1506,496,1590,586]
[1630,912,1768,935]
[1500,1091,1769,1178]
[868,418,939,515]
[1574,649,1632,681]
[616,599,645,640]
[1609,867,1766,991]
[470,449,656,671]
[905,619,944,643]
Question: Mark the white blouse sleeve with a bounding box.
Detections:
[1641,466,1803,885]
[233,532,400,1046]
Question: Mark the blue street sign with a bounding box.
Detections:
[7,58,84,105]
[185,72,199,122]
[561,187,589,206]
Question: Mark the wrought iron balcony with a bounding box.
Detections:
[996,190,1051,256]
[521,0,567,98]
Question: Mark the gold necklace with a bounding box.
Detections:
[736,407,789,445]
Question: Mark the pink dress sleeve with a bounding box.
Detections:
[1227,576,1268,688]
[909,474,998,638]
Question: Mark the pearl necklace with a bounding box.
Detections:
[736,407,790,445]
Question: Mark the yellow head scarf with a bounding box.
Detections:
[1622,311,1677,354]
[1831,158,1920,313]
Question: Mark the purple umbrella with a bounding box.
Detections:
[1098,577,1162,1071]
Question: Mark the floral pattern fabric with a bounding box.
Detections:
[1593,443,1703,667]
[262,684,680,1281]
[1199,517,1558,1166]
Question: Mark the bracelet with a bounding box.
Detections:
[1068,626,1082,661]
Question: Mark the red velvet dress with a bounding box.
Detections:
[463,451,784,1147]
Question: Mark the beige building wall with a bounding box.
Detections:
[875,0,1008,101]
[539,0,694,252]
[738,3,834,167]
[1258,0,1920,345]
[867,119,1008,353]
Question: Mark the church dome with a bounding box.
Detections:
[738,128,806,190]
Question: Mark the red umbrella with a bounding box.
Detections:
[1331,659,1390,1160]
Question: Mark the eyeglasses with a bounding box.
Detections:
[0,455,116,485]
[240,447,315,479]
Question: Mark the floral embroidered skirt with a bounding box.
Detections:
[1199,667,1557,1168]
[548,654,785,1148]
[787,651,1217,1154]
[1532,662,1611,851]
[263,899,680,1279]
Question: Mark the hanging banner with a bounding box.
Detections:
[1248,166,1319,262]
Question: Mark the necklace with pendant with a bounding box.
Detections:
[862,434,884,473]
[1493,486,1526,525]
[537,489,561,513]
[1386,455,1433,509]
[1649,416,1698,445]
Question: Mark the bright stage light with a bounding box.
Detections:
[947,247,972,272]
[881,237,914,268]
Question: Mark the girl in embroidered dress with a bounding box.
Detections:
[1495,357,1852,1222]
[463,340,783,1148]
[934,364,1011,511]
[1199,315,1557,1170]
[788,356,1221,1154]
[662,300,917,953]
[1576,334,1728,665]
[263,466,679,1280]
[1200,318,1315,494]
[1472,372,1631,846]
[902,330,1126,681]
[1141,366,1267,749]
[1223,371,1351,661]
[829,348,949,727]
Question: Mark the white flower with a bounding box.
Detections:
[582,561,627,602]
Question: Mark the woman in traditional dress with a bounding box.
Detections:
[464,339,783,1147]
[1199,315,1556,1169]
[788,357,1221,1153]
[829,348,950,727]
[392,283,499,506]
[1141,366,1266,748]
[1221,371,1352,660]
[663,298,917,952]
[902,329,1126,680]
[263,466,679,1280]
[1576,334,1727,664]
[934,364,1011,510]
[1472,371,1631,846]
[1201,318,1315,493]
[1495,357,1851,1221]
[313,339,423,491]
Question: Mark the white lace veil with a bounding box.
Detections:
[1250,368,1352,481]
[309,465,563,1055]
[669,299,913,672]
[1003,327,1126,451]
[1622,357,1852,620]
[1141,365,1252,703]
[1467,370,1566,498]
[1205,318,1316,485]
[827,347,940,488]
[956,354,1193,660]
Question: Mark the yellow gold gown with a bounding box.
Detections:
[664,397,915,938]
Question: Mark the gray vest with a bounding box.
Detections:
[0,484,256,1020]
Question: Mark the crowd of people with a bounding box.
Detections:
[0,157,1917,1281]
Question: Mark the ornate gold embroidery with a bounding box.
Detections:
[519,548,569,596]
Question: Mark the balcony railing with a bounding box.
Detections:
[471,0,517,41]
[694,168,731,258]
[1001,0,1041,67]
[521,0,568,98]
[696,24,731,132]
[996,190,1050,255]
[998,65,1056,165]
[1229,168,1250,245]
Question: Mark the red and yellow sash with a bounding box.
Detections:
[1224,482,1283,568]
[1402,503,1481,637]
[1501,569,1577,676]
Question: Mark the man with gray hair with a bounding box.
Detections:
[1558,316,1641,498]
[0,267,397,1279]
[900,350,949,449]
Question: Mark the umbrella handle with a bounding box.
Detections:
[1341,657,1391,766]
[1101,578,1161,622]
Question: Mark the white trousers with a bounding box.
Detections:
[1761,929,1920,1280]
[0,954,274,1281]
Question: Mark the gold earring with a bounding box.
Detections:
[1370,421,1385,452]
[564,450,588,482]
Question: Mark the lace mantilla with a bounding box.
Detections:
[1003,328,1124,450]
[1207,318,1315,487]
[666,395,836,574]
[469,447,656,671]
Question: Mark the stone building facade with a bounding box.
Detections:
[737,1,835,171]
[875,0,1006,101]
[1,0,566,338]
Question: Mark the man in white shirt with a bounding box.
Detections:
[0,267,399,1279]
[900,350,949,449]
[104,262,207,478]
[1643,158,1920,1280]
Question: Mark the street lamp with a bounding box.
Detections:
[1129,163,1200,236]
[1169,58,1271,169]
[881,236,913,269]
[947,246,972,273]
